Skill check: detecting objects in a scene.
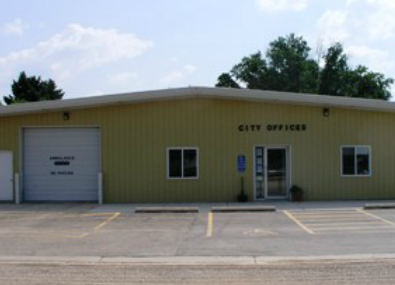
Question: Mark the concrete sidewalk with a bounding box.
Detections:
[1,253,395,266]
[86,200,395,214]
[2,201,395,214]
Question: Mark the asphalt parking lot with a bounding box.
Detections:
[1,202,395,257]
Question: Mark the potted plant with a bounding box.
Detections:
[290,185,304,202]
[237,189,248,202]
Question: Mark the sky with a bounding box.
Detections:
[0,0,394,100]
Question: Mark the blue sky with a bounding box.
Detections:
[0,0,394,100]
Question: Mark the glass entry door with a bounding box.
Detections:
[254,146,289,200]
[267,148,287,197]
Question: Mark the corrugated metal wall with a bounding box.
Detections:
[1,96,395,202]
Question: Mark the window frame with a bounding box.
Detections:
[166,147,199,180]
[340,145,372,177]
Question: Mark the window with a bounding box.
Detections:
[341,146,371,176]
[167,148,198,179]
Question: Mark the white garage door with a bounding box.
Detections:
[23,128,101,201]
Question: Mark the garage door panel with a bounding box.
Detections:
[24,128,101,202]
[25,177,99,186]
[27,193,98,201]
[23,164,99,171]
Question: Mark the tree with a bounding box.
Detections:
[231,51,267,89]
[216,34,393,100]
[264,34,319,93]
[319,45,393,100]
[318,43,348,96]
[217,34,319,93]
[344,66,393,100]
[3,72,64,105]
[216,73,240,88]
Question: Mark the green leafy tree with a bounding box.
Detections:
[230,51,267,90]
[217,34,319,93]
[216,34,393,100]
[3,71,64,105]
[264,34,319,93]
[318,43,349,96]
[216,73,240,88]
[344,66,393,100]
[319,44,393,100]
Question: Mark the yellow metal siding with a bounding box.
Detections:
[1,97,395,202]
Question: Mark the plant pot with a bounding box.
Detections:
[291,192,304,202]
[289,185,304,202]
[237,193,249,203]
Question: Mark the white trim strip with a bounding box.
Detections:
[166,147,199,180]
[2,87,395,117]
[14,173,19,204]
[340,145,372,177]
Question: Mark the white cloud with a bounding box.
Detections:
[365,4,395,40]
[317,0,395,44]
[0,24,153,81]
[314,0,395,78]
[366,0,395,9]
[346,45,395,73]
[317,10,349,44]
[183,64,197,74]
[160,65,197,85]
[2,18,29,36]
[109,71,139,84]
[256,0,307,12]
[313,1,395,98]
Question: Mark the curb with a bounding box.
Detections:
[211,206,276,213]
[135,207,199,213]
[0,254,395,266]
[364,203,395,210]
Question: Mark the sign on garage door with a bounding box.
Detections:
[23,128,101,201]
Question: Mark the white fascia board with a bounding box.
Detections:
[0,88,195,117]
[197,87,395,112]
[1,86,395,117]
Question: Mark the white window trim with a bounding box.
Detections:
[340,145,372,178]
[166,147,199,180]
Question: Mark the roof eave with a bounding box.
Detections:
[0,86,394,117]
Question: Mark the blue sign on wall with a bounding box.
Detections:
[237,155,246,173]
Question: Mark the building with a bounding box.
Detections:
[0,87,395,203]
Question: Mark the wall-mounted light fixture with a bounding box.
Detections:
[323,108,330,118]
[63,111,70,121]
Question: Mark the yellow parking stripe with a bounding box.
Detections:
[296,217,375,224]
[206,212,214,237]
[313,229,395,235]
[357,208,395,228]
[94,212,120,231]
[283,210,314,235]
[311,225,395,231]
[78,212,121,238]
[0,212,122,240]
[287,211,359,217]
[305,221,385,227]
[284,209,395,235]
[294,213,372,220]
[293,208,362,211]
[291,211,365,215]
[81,213,118,217]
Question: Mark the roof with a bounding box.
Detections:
[1,86,395,117]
